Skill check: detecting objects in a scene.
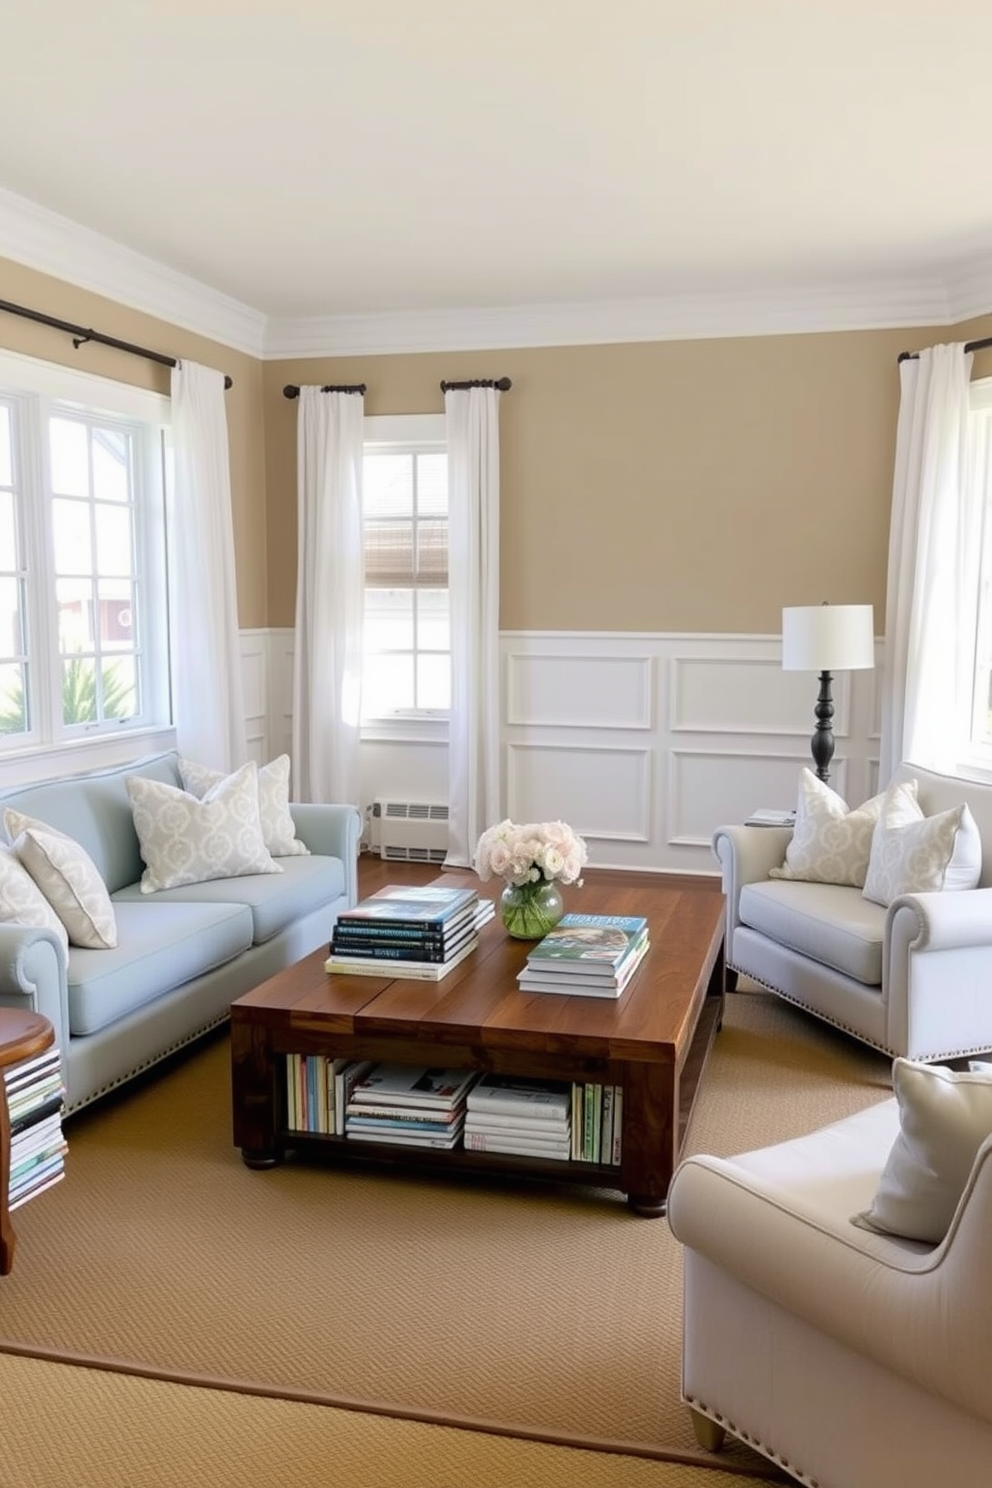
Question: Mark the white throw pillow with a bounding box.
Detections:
[769,769,884,888]
[127,761,282,894]
[862,779,982,907]
[4,809,117,950]
[855,1059,992,1243]
[179,754,309,858]
[0,846,70,953]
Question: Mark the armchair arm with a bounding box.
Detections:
[712,825,793,936]
[669,1127,992,1428]
[887,886,992,953]
[0,926,70,1071]
[289,803,363,907]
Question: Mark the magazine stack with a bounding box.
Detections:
[344,1063,480,1148]
[5,1046,67,1211]
[517,913,650,999]
[463,1073,572,1160]
[325,885,494,982]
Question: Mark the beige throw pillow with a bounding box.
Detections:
[855,1059,992,1243]
[769,769,884,888]
[179,754,309,858]
[127,761,282,894]
[4,809,117,949]
[0,846,70,953]
[862,780,982,907]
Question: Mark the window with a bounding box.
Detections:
[0,350,170,754]
[361,415,449,723]
[967,380,992,764]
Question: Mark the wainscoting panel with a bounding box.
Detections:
[506,652,653,730]
[505,742,652,842]
[670,654,855,737]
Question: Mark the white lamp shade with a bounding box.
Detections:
[781,604,875,672]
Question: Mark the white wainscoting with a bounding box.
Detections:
[244,629,882,879]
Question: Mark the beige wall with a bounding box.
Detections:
[0,256,269,628]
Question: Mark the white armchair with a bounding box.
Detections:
[713,762,992,1061]
[667,1097,992,1487]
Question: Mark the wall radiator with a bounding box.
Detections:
[371,800,449,863]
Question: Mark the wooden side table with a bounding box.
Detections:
[0,1009,55,1276]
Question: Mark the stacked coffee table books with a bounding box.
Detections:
[517,912,650,999]
[325,884,495,981]
[344,1064,479,1149]
[463,1073,572,1160]
[5,1044,67,1211]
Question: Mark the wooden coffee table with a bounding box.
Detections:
[230,874,725,1216]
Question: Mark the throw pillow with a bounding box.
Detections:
[854,1059,992,1243]
[4,809,117,950]
[0,846,70,953]
[768,768,885,888]
[862,780,982,907]
[178,754,309,858]
[126,761,282,894]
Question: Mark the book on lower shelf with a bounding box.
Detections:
[465,1073,572,1122]
[347,1063,480,1112]
[4,1045,66,1209]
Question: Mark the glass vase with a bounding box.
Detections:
[499,879,565,940]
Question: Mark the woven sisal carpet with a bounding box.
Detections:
[0,989,891,1481]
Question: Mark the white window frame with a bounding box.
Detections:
[957,376,992,779]
[360,413,449,745]
[0,348,173,775]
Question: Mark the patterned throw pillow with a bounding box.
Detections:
[178,754,309,858]
[126,761,283,894]
[855,1059,992,1243]
[862,780,982,907]
[0,845,70,953]
[4,809,117,949]
[769,768,885,888]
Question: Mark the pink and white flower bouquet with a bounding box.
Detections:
[473,819,587,888]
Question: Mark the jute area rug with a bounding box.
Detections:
[0,989,891,1484]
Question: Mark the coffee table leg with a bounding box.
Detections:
[241,1147,283,1170]
[627,1192,667,1219]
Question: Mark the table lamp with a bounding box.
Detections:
[781,603,875,784]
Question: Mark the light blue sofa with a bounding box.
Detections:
[0,752,361,1113]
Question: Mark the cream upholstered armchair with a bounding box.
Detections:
[712,761,992,1062]
[667,1062,992,1488]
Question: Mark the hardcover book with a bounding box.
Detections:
[335,885,478,929]
[324,936,478,980]
[348,1063,480,1110]
[517,936,650,998]
[465,1074,571,1121]
[525,913,649,975]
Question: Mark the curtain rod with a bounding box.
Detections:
[0,297,233,389]
[898,334,992,364]
[440,377,512,392]
[283,383,367,399]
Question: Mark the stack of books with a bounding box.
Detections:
[344,1063,480,1148]
[325,885,495,981]
[5,1045,67,1211]
[516,912,650,999]
[463,1073,572,1160]
[284,1054,375,1134]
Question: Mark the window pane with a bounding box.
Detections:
[57,578,96,651]
[0,577,25,655]
[416,519,447,583]
[0,661,27,735]
[61,656,98,725]
[102,656,136,719]
[363,653,414,715]
[97,580,135,650]
[92,428,130,503]
[0,492,17,570]
[417,453,447,514]
[416,589,449,650]
[364,588,413,650]
[49,418,89,497]
[0,406,11,488]
[95,504,133,575]
[365,518,414,585]
[364,454,412,516]
[53,498,93,574]
[417,654,450,710]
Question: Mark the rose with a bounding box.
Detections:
[473,819,587,888]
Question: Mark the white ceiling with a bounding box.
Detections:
[2,1,992,353]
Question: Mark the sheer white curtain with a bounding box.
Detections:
[292,387,365,805]
[444,385,502,866]
[168,361,246,771]
[879,343,977,783]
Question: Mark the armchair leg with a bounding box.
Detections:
[690,1409,726,1452]
[725,968,738,992]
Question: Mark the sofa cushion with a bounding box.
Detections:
[769,768,885,888]
[179,754,309,858]
[67,899,254,1036]
[854,1058,992,1243]
[126,762,282,893]
[5,809,118,949]
[739,879,886,985]
[862,780,982,907]
[111,854,345,945]
[0,846,69,952]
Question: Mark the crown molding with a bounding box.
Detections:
[944,261,992,326]
[261,277,959,359]
[0,186,266,358]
